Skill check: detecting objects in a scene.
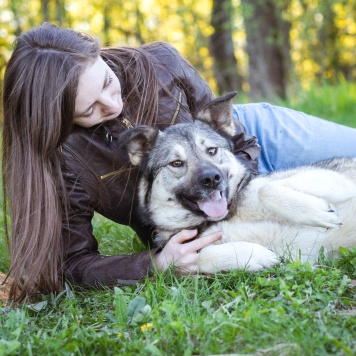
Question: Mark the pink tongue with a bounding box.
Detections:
[197,191,227,218]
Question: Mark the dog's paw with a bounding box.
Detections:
[197,242,279,274]
[275,195,342,228]
[301,199,342,228]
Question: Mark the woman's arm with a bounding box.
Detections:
[62,167,222,287]
[62,168,160,287]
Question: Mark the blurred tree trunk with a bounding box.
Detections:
[40,0,66,25]
[10,0,23,36]
[103,4,112,46]
[41,0,50,22]
[241,0,291,99]
[315,0,341,81]
[134,2,145,45]
[209,0,243,95]
[55,0,65,26]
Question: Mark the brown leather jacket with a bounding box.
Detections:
[61,42,260,288]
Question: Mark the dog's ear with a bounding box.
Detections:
[120,126,159,166]
[197,91,237,136]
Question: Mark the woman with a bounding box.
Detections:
[3,23,356,302]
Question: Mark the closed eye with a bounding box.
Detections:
[208,147,218,155]
[83,106,95,118]
[104,76,113,89]
[83,75,112,118]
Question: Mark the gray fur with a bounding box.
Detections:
[122,93,356,273]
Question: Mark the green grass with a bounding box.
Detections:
[1,82,356,355]
[0,211,9,273]
[92,214,146,255]
[237,79,356,128]
[0,259,355,355]
[276,79,356,128]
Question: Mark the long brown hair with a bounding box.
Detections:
[3,24,164,302]
[2,23,101,302]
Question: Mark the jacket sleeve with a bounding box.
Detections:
[62,167,158,288]
[159,43,260,175]
[231,129,260,175]
[157,42,214,116]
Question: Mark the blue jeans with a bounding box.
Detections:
[233,103,356,174]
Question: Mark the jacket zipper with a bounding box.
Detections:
[122,118,133,129]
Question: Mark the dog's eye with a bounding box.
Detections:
[208,147,218,156]
[170,160,183,167]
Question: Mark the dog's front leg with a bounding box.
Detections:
[264,170,356,204]
[197,242,278,274]
[257,171,356,228]
[259,183,341,228]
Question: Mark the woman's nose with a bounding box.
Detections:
[101,92,120,115]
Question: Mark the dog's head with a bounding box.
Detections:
[120,92,247,244]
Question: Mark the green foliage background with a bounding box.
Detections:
[0,2,356,354]
[1,0,356,95]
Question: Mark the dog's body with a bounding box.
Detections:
[122,92,356,273]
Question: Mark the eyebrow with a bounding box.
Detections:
[75,69,109,117]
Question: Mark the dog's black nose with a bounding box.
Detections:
[200,169,222,188]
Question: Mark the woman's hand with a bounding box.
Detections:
[153,229,222,274]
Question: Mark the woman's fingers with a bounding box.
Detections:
[170,229,222,251]
[154,229,222,272]
[188,231,222,251]
[169,229,199,243]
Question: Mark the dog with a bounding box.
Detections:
[120,92,356,273]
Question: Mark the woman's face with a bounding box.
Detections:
[74,57,123,128]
